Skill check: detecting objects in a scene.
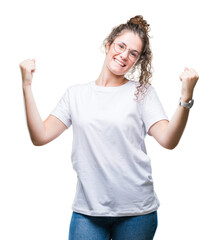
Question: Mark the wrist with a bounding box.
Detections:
[22,84,32,91]
[179,97,194,109]
[181,95,193,102]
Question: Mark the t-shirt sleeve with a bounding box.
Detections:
[50,87,72,129]
[142,85,169,136]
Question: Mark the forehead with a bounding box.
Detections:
[114,31,142,52]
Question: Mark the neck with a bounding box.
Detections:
[95,59,127,87]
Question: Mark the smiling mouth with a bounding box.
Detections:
[114,58,126,67]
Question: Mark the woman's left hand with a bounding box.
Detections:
[179,67,199,101]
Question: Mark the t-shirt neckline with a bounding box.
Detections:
[90,80,132,92]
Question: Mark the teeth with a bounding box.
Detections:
[114,58,125,67]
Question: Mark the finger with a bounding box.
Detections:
[179,73,184,81]
[189,68,198,75]
[22,64,36,72]
[22,59,34,65]
[23,59,32,64]
[190,68,199,79]
[184,66,189,71]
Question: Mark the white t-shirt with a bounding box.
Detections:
[50,80,168,217]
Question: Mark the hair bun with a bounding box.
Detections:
[127,15,150,32]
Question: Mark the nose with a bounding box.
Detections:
[119,49,129,60]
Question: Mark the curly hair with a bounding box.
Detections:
[102,15,153,103]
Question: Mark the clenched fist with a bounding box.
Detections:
[19,59,36,87]
[179,67,199,101]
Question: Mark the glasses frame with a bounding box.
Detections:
[113,41,141,62]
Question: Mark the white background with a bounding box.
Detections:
[0,0,217,239]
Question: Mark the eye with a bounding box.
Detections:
[118,43,125,49]
[130,51,137,57]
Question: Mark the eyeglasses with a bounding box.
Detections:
[113,41,140,62]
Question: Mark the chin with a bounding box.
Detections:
[112,70,126,76]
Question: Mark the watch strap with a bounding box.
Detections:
[179,98,194,109]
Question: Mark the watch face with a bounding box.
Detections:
[189,99,194,108]
[179,99,194,109]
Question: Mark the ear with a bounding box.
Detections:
[105,42,111,54]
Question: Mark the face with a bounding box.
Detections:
[105,31,143,76]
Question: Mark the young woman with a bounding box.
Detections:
[20,15,199,240]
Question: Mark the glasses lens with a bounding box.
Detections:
[114,42,140,62]
[114,42,125,53]
[129,51,139,61]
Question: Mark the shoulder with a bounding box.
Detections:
[133,81,156,103]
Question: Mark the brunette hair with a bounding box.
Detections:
[102,15,153,103]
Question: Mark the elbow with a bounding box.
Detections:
[165,145,177,150]
[160,134,180,150]
[162,140,178,150]
[164,142,179,150]
[32,140,43,146]
[31,137,46,146]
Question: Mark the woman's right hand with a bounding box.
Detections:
[19,59,36,87]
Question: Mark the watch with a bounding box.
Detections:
[179,98,194,109]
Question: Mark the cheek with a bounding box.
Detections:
[106,52,134,73]
[124,62,134,73]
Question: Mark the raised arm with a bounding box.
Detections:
[148,67,199,150]
[20,59,67,146]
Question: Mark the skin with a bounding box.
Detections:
[95,31,143,87]
[19,30,199,148]
[149,66,199,149]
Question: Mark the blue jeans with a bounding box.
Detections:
[68,210,158,240]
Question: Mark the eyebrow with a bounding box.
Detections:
[119,41,140,54]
